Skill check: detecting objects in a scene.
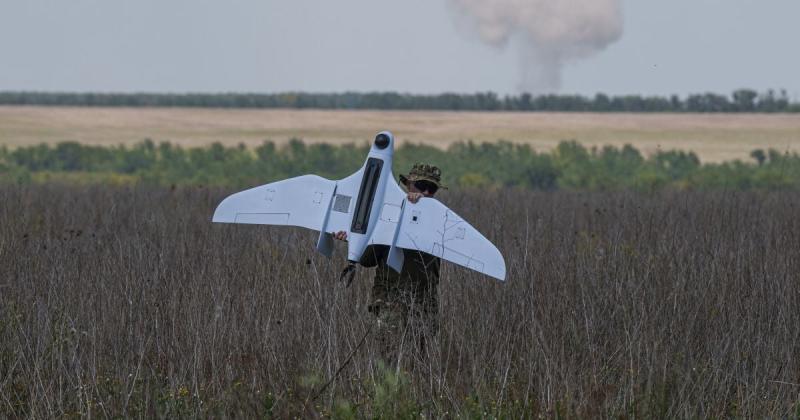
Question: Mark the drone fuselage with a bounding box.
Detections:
[342,131,396,264]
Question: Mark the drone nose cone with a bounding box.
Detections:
[374,131,392,149]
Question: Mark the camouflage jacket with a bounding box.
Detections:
[360,245,440,308]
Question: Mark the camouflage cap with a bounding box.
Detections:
[399,163,447,189]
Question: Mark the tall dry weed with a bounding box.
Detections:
[1,185,798,417]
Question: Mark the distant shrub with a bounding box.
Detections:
[1,139,798,191]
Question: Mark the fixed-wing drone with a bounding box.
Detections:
[212,131,506,281]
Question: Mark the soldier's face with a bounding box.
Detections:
[407,181,435,197]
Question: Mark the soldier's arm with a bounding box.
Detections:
[334,230,389,267]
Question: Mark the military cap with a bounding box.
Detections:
[399,163,447,190]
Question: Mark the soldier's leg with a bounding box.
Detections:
[368,300,406,368]
[416,278,440,360]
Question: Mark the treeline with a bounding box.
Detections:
[1,89,798,112]
[1,140,798,191]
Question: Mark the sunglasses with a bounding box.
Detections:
[414,180,439,194]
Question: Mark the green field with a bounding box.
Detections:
[2,105,800,417]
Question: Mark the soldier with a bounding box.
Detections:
[334,163,445,366]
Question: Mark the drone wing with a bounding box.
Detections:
[212,171,507,281]
[393,198,506,281]
[212,175,336,231]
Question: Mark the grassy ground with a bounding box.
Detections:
[1,185,799,417]
[1,106,799,162]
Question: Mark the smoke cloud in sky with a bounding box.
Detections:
[447,0,624,93]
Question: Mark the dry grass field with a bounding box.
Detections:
[1,185,799,417]
[2,106,800,162]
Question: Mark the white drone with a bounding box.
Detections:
[212,131,506,281]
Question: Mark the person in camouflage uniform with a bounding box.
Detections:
[334,163,445,365]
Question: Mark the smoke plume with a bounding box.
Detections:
[448,0,624,93]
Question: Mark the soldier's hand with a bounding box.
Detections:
[407,192,424,203]
[334,231,348,241]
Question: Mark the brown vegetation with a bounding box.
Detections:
[1,185,799,417]
[2,106,800,162]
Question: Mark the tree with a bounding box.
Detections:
[733,89,758,112]
[750,149,766,166]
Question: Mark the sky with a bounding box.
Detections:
[1,0,799,97]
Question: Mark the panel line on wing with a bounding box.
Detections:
[235,213,290,225]
[432,242,485,273]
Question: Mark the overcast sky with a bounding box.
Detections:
[1,0,799,97]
